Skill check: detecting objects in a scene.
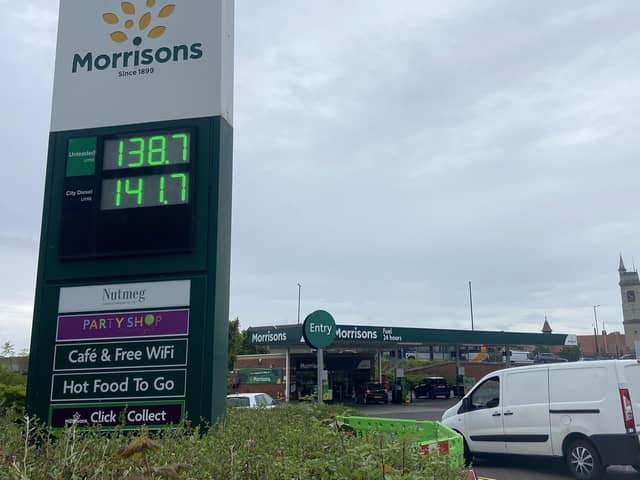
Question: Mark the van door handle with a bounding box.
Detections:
[503,411,514,416]
[491,412,501,417]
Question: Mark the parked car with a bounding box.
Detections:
[441,360,640,480]
[414,377,450,399]
[533,352,568,363]
[356,383,388,404]
[226,393,277,409]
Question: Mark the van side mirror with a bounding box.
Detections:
[459,397,472,413]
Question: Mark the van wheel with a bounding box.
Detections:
[565,439,603,480]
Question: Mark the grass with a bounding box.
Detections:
[0,403,471,480]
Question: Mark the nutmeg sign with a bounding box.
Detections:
[27,0,234,430]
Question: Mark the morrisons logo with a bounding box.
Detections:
[72,44,203,73]
[72,1,204,73]
[251,331,287,344]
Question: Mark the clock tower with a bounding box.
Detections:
[619,256,640,352]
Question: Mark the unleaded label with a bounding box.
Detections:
[66,137,96,177]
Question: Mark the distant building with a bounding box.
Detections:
[619,256,640,351]
[577,332,626,357]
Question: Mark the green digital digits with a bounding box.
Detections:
[125,177,144,205]
[170,173,188,201]
[171,133,189,161]
[127,137,145,167]
[114,132,189,169]
[108,173,189,210]
[117,141,125,168]
[159,175,168,205]
[115,179,122,206]
[148,135,167,165]
[104,131,191,210]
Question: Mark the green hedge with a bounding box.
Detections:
[0,404,470,479]
[0,384,25,413]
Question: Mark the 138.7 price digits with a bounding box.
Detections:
[102,132,190,171]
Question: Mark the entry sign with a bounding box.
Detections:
[303,311,336,349]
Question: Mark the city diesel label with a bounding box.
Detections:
[54,339,188,371]
[51,369,186,401]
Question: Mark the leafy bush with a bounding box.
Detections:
[0,404,470,480]
[0,384,26,413]
[0,366,26,386]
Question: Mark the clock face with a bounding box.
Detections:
[627,290,636,303]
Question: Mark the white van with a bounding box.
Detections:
[441,360,640,480]
[502,349,533,364]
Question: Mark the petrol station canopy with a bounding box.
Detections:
[248,324,577,349]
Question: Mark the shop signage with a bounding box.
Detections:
[237,368,283,385]
[56,309,189,342]
[249,324,577,348]
[49,401,184,429]
[28,0,234,431]
[51,369,186,401]
[54,339,188,371]
[302,310,336,349]
[58,280,191,313]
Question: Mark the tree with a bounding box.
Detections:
[228,318,244,371]
[559,345,581,362]
[227,319,269,371]
[1,342,15,357]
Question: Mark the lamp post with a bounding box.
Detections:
[469,281,474,331]
[297,283,302,325]
[593,305,600,355]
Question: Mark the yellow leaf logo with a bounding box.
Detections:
[102,1,176,46]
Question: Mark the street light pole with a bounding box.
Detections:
[593,305,600,355]
[297,283,302,325]
[469,281,474,331]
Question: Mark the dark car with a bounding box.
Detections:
[357,383,388,404]
[414,377,450,399]
[533,352,568,363]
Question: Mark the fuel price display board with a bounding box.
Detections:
[28,0,233,432]
[60,128,195,258]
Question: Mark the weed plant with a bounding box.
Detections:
[0,404,470,479]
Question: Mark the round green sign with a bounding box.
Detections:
[302,310,336,349]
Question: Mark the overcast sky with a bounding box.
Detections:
[2,1,640,351]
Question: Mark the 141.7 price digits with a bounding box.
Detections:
[101,173,189,210]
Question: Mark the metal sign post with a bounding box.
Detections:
[302,310,336,404]
[317,348,324,404]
